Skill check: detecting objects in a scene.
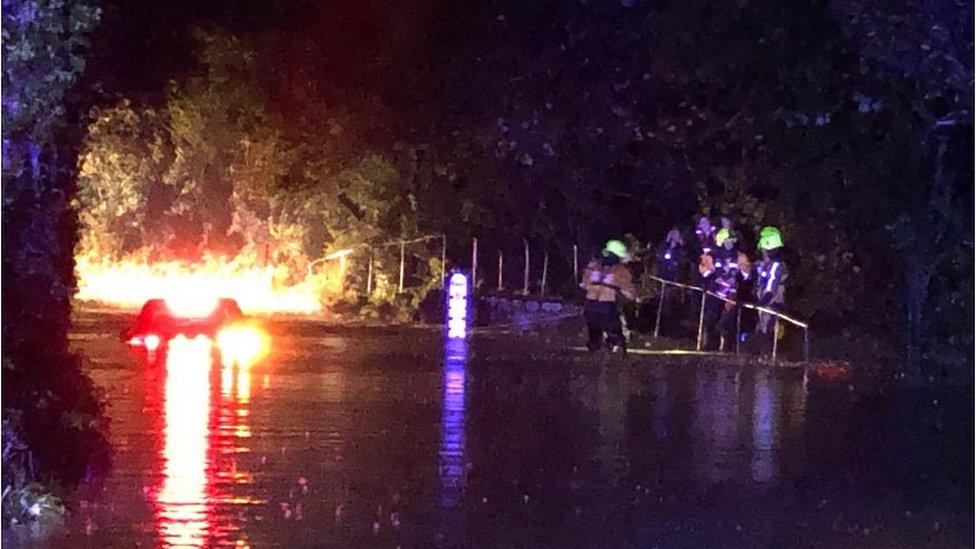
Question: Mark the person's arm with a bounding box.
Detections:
[698,254,715,278]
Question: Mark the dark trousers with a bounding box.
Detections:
[701,295,742,352]
[718,303,740,352]
[701,295,723,351]
[755,303,783,355]
[585,300,625,350]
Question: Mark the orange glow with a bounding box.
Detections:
[236,368,252,405]
[75,252,349,314]
[216,323,271,368]
[156,334,213,547]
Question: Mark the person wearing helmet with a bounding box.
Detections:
[581,239,636,352]
[701,228,749,350]
[754,226,788,352]
[656,228,685,282]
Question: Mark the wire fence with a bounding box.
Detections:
[647,275,809,363]
[307,236,810,362]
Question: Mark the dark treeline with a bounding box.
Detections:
[80,0,972,358]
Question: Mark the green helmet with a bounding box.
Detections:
[758,227,783,250]
[603,239,629,259]
[715,228,737,247]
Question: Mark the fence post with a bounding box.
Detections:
[654,280,666,338]
[441,234,447,282]
[771,317,780,362]
[522,239,530,295]
[472,238,478,289]
[541,251,549,297]
[696,293,706,351]
[803,326,810,363]
[572,244,579,284]
[398,241,405,293]
[497,250,503,292]
[736,306,742,356]
[366,254,373,296]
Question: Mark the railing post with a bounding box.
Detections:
[441,234,447,282]
[522,239,530,295]
[366,254,373,296]
[736,306,742,356]
[497,250,503,292]
[471,238,478,289]
[803,326,810,363]
[398,241,405,293]
[654,280,665,338]
[696,292,706,351]
[771,317,780,362]
[572,244,579,284]
[541,251,549,297]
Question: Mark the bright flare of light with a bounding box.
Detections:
[165,293,219,318]
[75,253,343,314]
[144,334,162,352]
[216,323,270,368]
[156,334,213,547]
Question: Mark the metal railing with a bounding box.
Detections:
[647,275,809,363]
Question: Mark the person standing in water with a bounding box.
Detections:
[581,239,635,353]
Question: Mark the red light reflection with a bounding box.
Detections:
[155,335,214,547]
[150,333,263,547]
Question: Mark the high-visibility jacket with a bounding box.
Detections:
[755,255,788,307]
[700,248,749,301]
[582,260,635,302]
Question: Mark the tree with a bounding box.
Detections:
[2,0,106,522]
[76,101,172,259]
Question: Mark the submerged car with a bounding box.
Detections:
[123,297,244,352]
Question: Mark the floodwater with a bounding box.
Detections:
[12,312,974,547]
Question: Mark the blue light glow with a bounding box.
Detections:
[446,272,469,338]
[440,336,468,507]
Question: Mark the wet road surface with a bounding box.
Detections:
[19,312,975,546]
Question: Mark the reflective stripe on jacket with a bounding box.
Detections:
[755,259,788,305]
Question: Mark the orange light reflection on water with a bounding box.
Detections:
[156,335,214,547]
[154,333,265,548]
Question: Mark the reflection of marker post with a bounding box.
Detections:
[439,337,468,508]
[522,239,530,295]
[398,241,405,293]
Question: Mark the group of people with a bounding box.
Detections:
[581,216,788,354]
